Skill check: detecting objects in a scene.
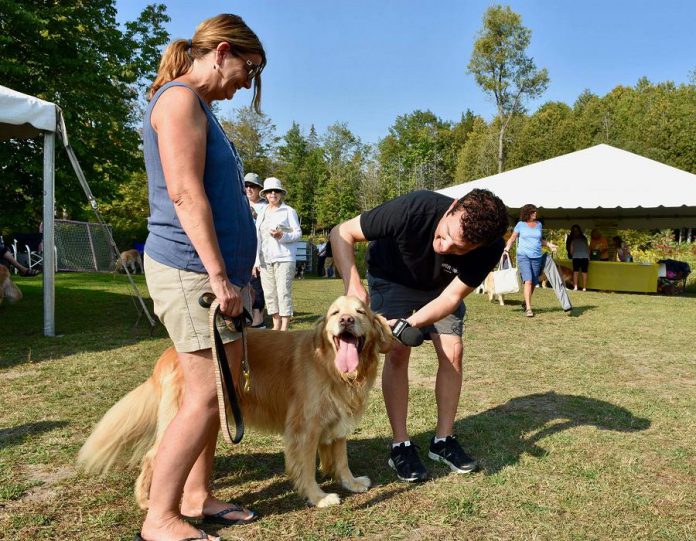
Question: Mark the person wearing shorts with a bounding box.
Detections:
[567,224,590,291]
[331,189,508,483]
[504,204,558,317]
[139,14,265,541]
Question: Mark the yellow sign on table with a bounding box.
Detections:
[557,259,658,293]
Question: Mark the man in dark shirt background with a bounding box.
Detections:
[330,189,508,482]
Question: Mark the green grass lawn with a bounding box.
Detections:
[1,273,695,540]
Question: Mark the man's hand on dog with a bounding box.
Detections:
[347,282,369,306]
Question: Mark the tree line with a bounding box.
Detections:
[1,2,694,248]
[223,76,696,237]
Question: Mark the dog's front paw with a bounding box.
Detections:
[315,492,341,508]
[342,475,371,493]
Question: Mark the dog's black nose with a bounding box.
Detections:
[339,314,354,327]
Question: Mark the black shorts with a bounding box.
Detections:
[367,273,465,338]
[572,258,589,272]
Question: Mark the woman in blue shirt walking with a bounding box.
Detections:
[504,204,557,317]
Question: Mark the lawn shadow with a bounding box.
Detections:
[2,275,168,367]
[444,391,650,475]
[520,304,598,316]
[567,304,598,316]
[117,392,650,516]
[0,420,68,449]
[288,311,317,327]
[212,435,414,514]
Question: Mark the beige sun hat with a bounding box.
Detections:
[244,172,262,188]
[260,177,287,196]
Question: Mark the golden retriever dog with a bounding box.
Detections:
[78,296,392,508]
[114,249,143,274]
[481,271,505,305]
[0,265,22,305]
[539,262,574,289]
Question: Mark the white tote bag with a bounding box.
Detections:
[491,252,520,295]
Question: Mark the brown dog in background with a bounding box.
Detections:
[114,249,143,274]
[78,296,392,508]
[0,265,23,305]
[539,263,574,289]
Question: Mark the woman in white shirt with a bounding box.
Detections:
[254,177,302,330]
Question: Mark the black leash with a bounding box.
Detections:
[199,292,252,444]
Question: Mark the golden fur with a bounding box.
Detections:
[114,249,143,274]
[0,265,22,305]
[539,262,574,289]
[78,296,392,508]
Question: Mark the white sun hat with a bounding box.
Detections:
[260,176,287,196]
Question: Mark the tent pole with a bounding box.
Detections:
[43,131,56,337]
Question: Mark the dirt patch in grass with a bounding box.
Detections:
[19,464,75,504]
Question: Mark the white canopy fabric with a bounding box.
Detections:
[438,144,696,229]
[0,85,58,139]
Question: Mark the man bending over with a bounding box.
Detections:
[330,189,508,481]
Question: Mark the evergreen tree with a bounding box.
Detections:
[221,106,278,179]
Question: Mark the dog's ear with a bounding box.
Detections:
[374,314,393,354]
[312,316,328,350]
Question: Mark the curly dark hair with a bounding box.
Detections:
[519,204,538,222]
[450,189,509,245]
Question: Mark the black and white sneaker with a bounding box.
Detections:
[388,442,429,482]
[428,435,478,473]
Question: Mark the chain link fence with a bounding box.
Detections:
[54,220,116,272]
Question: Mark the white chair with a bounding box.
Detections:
[25,244,43,271]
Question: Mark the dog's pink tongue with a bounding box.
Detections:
[336,336,359,373]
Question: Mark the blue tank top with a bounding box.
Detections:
[143,82,257,287]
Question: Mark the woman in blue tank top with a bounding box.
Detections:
[504,204,558,318]
[139,14,265,541]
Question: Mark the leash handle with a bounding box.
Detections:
[199,292,253,332]
[203,293,251,445]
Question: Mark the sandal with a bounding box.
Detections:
[525,309,534,317]
[184,503,258,526]
[134,529,218,541]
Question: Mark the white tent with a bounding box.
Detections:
[0,85,154,336]
[438,144,696,229]
[0,86,63,336]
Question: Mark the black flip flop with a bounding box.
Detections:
[134,529,216,541]
[184,504,258,526]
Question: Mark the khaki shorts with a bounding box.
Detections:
[144,254,250,353]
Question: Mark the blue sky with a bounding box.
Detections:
[116,0,696,145]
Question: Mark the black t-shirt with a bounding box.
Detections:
[360,190,504,291]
